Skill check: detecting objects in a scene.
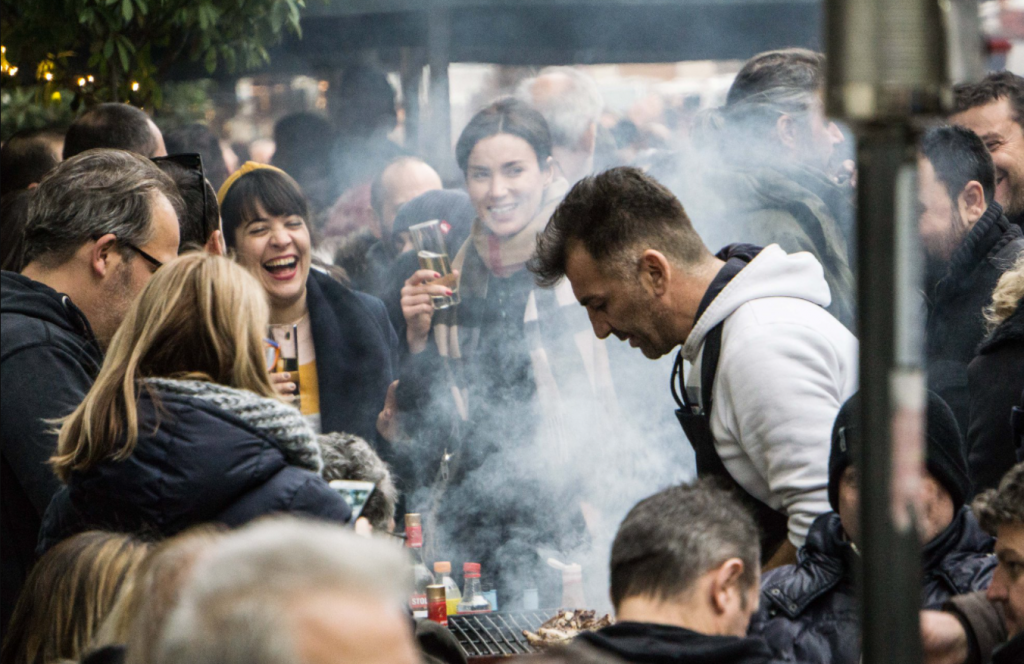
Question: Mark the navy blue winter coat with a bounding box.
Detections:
[750,508,996,664]
[37,385,351,553]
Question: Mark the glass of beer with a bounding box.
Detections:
[409,220,460,310]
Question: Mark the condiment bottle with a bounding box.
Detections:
[434,562,462,616]
[561,564,586,609]
[405,514,435,619]
[456,563,492,614]
[427,585,448,626]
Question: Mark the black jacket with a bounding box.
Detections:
[751,509,996,664]
[0,271,104,634]
[927,203,1024,436]
[967,299,1024,491]
[993,632,1024,664]
[306,268,400,442]
[37,385,351,552]
[576,622,779,664]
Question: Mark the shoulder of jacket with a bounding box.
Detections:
[722,305,853,357]
[0,324,96,369]
[760,558,847,620]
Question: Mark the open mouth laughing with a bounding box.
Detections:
[263,256,299,281]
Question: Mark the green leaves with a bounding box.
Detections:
[2,0,312,108]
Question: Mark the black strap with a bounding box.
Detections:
[1014,389,1024,463]
[673,322,789,561]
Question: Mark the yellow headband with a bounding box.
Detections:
[216,161,290,206]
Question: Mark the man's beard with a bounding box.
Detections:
[95,260,137,348]
[1005,177,1024,219]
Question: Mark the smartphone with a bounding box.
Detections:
[329,480,377,522]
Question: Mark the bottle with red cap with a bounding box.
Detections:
[456,563,493,614]
[405,514,436,619]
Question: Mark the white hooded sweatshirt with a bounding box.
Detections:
[683,244,859,547]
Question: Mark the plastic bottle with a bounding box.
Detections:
[456,563,492,614]
[434,562,463,616]
[405,514,436,619]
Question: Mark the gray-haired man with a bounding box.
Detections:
[1,149,181,631]
[155,518,420,664]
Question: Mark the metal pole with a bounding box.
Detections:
[426,8,458,184]
[826,0,953,660]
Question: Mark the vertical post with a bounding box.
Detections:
[426,9,458,183]
[400,47,424,155]
[854,123,925,664]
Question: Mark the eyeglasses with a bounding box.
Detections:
[123,241,164,270]
[91,235,164,271]
[152,153,212,234]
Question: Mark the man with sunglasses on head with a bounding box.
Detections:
[0,148,182,635]
[154,153,226,255]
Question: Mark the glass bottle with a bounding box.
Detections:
[405,514,435,619]
[457,563,493,614]
[434,561,462,616]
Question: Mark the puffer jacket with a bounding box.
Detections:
[38,379,351,553]
[750,508,996,664]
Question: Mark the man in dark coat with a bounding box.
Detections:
[563,481,780,664]
[919,125,1024,436]
[951,72,1024,233]
[689,49,857,331]
[750,393,997,664]
[921,463,1024,664]
[1,150,182,634]
[967,265,1024,492]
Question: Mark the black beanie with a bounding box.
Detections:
[828,392,972,513]
[391,189,476,253]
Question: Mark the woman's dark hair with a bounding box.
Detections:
[455,97,553,175]
[1,189,33,272]
[219,169,310,250]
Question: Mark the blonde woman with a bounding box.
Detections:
[967,254,1024,491]
[38,253,351,553]
[0,531,148,664]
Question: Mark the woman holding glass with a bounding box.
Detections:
[398,98,614,608]
[217,163,399,441]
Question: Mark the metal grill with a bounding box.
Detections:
[447,611,553,660]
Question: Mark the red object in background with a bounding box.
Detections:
[987,37,1014,54]
[427,585,448,626]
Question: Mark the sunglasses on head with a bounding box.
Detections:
[152,152,210,231]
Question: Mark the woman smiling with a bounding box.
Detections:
[219,164,399,441]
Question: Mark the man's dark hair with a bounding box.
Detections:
[0,128,65,196]
[63,103,159,159]
[530,167,710,288]
[953,71,1024,128]
[726,48,826,107]
[610,479,761,611]
[973,463,1023,535]
[0,189,33,272]
[21,149,183,268]
[220,168,309,251]
[155,160,219,252]
[920,125,997,207]
[164,124,231,192]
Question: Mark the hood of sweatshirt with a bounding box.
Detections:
[682,244,833,362]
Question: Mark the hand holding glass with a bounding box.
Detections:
[409,220,460,310]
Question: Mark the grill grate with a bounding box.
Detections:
[447,611,554,659]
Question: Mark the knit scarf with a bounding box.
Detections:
[430,179,618,439]
[144,378,323,474]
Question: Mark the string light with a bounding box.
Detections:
[9,67,17,76]
[131,81,139,92]
[78,77,86,87]
[44,72,53,81]
[87,75,94,83]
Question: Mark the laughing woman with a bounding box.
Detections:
[218,164,399,441]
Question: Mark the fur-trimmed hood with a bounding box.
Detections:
[39,380,351,549]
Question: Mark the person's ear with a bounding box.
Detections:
[90,234,119,278]
[638,250,672,297]
[204,230,226,257]
[542,156,556,187]
[579,123,598,154]
[710,558,747,615]
[958,181,987,225]
[776,114,800,151]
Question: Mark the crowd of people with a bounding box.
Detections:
[0,51,1021,664]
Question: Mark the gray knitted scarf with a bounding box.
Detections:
[144,378,323,474]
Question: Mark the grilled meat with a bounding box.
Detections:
[522,610,614,649]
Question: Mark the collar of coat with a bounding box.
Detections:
[143,378,322,474]
[938,203,1022,297]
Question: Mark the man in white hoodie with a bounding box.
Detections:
[530,167,858,569]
